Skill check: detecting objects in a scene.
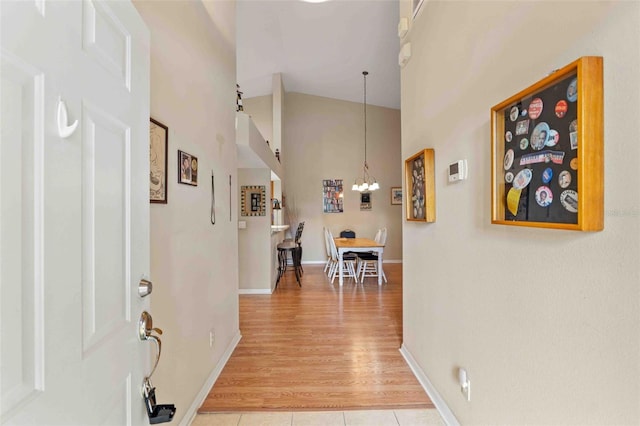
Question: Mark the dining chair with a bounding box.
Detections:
[323,227,332,275]
[328,230,358,283]
[357,228,387,283]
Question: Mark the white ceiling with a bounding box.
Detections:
[236,0,401,109]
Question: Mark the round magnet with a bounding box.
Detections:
[505,131,513,142]
[555,100,568,118]
[570,158,578,170]
[546,129,560,147]
[569,119,577,133]
[512,168,533,190]
[510,106,519,122]
[567,77,578,102]
[528,98,544,119]
[542,167,553,184]
[535,186,553,207]
[504,149,514,170]
[531,122,550,150]
[519,138,529,150]
[558,170,571,188]
[560,189,578,213]
[505,172,514,183]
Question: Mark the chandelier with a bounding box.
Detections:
[352,71,379,192]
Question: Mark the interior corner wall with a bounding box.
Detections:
[280,92,403,262]
[132,1,239,423]
[238,168,273,291]
[401,1,639,425]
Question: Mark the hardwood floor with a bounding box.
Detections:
[198,263,433,412]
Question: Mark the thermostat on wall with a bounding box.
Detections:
[448,160,468,182]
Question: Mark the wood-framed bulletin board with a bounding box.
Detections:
[491,56,603,231]
[404,148,435,223]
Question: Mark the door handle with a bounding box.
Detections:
[139,311,162,380]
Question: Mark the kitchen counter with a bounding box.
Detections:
[271,225,290,234]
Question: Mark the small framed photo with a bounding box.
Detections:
[390,187,402,205]
[178,150,198,186]
[150,118,168,203]
[241,186,266,216]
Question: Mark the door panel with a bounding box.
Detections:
[1,1,150,424]
[0,50,46,421]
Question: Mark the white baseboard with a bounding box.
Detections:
[400,344,459,426]
[238,288,272,295]
[181,331,242,426]
[302,260,403,264]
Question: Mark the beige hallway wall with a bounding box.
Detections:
[133,1,239,424]
[400,1,640,424]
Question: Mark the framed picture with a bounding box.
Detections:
[241,185,266,216]
[360,192,371,211]
[491,56,603,231]
[390,187,402,205]
[150,118,168,203]
[404,149,435,222]
[178,150,198,186]
[322,179,343,213]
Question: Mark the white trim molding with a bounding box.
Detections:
[181,331,242,426]
[400,344,460,426]
[238,288,273,295]
[302,260,403,265]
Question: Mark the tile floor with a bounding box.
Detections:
[192,409,445,426]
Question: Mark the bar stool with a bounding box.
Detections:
[276,222,304,287]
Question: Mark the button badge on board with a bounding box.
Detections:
[542,167,553,184]
[505,172,514,183]
[510,106,519,122]
[535,186,553,207]
[545,129,559,147]
[528,98,544,119]
[512,168,532,190]
[505,131,513,142]
[519,138,529,150]
[570,158,578,170]
[558,170,571,188]
[560,189,578,213]
[567,77,578,102]
[504,149,514,170]
[555,100,568,118]
[530,122,550,150]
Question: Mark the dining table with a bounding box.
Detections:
[334,237,385,285]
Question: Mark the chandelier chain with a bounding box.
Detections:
[364,70,367,169]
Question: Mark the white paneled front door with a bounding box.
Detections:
[1,1,151,424]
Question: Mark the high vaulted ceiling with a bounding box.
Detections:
[236,0,401,109]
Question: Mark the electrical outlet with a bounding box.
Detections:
[209,329,215,348]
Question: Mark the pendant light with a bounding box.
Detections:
[352,71,379,192]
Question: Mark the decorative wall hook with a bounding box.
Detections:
[56,96,78,138]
